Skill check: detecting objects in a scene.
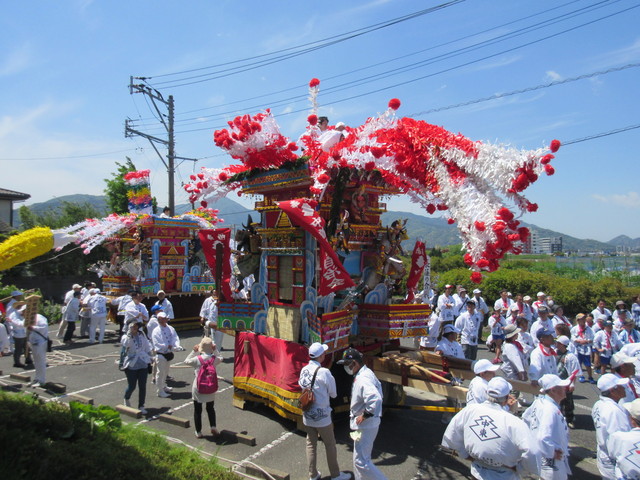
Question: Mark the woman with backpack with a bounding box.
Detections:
[184,337,223,438]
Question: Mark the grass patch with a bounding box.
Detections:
[0,391,239,480]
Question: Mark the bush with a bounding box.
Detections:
[0,392,239,480]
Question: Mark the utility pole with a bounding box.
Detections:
[125,77,197,216]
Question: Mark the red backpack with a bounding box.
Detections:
[196,355,218,394]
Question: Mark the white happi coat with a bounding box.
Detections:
[608,427,640,480]
[522,396,570,480]
[443,401,538,480]
[592,395,632,478]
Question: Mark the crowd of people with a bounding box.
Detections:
[421,284,640,479]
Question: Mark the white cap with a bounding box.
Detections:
[72,284,82,289]
[473,359,500,374]
[538,374,571,393]
[487,377,512,398]
[442,324,459,335]
[157,290,166,296]
[157,312,168,319]
[537,291,546,297]
[11,290,23,296]
[611,352,636,369]
[89,288,98,294]
[597,373,629,392]
[523,295,531,302]
[335,121,345,129]
[309,342,329,358]
[624,398,640,421]
[473,289,481,294]
[556,335,570,346]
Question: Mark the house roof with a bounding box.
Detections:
[0,188,30,201]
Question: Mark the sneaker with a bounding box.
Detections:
[589,378,597,384]
[310,472,321,480]
[195,431,203,439]
[151,377,156,384]
[124,398,131,407]
[139,406,148,415]
[158,390,171,398]
[332,473,351,480]
[578,376,586,383]
[567,422,575,429]
[163,386,173,392]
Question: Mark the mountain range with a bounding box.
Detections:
[15,194,636,253]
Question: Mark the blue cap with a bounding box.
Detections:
[536,328,555,340]
[150,305,163,314]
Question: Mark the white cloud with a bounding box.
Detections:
[592,192,640,208]
[545,70,563,82]
[467,55,522,72]
[0,43,32,77]
[590,38,640,68]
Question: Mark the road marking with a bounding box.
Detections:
[575,402,592,412]
[238,430,295,465]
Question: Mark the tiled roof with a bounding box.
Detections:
[0,188,30,200]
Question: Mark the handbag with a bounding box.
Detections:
[298,366,320,412]
[158,351,174,361]
[147,363,153,374]
[33,330,52,353]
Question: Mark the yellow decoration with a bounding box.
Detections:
[0,227,54,271]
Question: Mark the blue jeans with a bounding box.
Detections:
[124,367,148,408]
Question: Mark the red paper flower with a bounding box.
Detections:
[200,200,208,208]
[426,204,436,214]
[470,272,483,284]
[307,114,318,126]
[464,253,474,265]
[447,218,455,225]
[474,221,486,231]
[317,173,330,184]
[526,203,538,212]
[550,139,561,153]
[218,172,228,182]
[388,98,401,110]
[364,161,376,171]
[540,154,554,165]
[309,78,320,88]
[477,259,489,269]
[497,208,514,222]
[544,164,555,175]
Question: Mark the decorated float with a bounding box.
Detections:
[180,78,560,420]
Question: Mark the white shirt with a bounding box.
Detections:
[436,337,464,359]
[570,324,594,356]
[494,297,513,313]
[8,310,26,338]
[591,306,612,322]
[63,297,80,322]
[124,302,149,328]
[200,297,218,325]
[420,313,440,349]
[28,314,49,346]
[146,316,159,340]
[455,311,483,346]
[488,314,506,337]
[437,294,456,322]
[517,331,535,355]
[151,324,179,354]
[593,329,622,358]
[472,295,489,316]
[530,317,554,346]
[453,294,471,317]
[528,345,558,382]
[608,427,640,480]
[443,401,538,480]
[86,294,108,317]
[113,294,133,316]
[466,376,489,405]
[592,395,632,478]
[522,395,571,479]
[556,351,580,384]
[349,365,383,431]
[298,359,337,428]
[156,297,175,320]
[121,331,153,370]
[501,342,528,380]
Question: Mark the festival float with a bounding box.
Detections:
[0,78,557,418]
[180,78,560,421]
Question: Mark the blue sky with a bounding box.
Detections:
[1,0,639,242]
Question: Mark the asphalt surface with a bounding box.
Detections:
[0,326,602,480]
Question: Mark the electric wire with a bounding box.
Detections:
[0,148,137,161]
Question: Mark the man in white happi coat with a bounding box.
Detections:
[522,374,571,480]
[155,290,175,320]
[337,348,387,480]
[298,343,350,480]
[453,286,471,318]
[493,290,513,315]
[529,329,558,386]
[200,290,223,351]
[591,299,612,323]
[58,283,81,338]
[152,312,180,398]
[611,352,640,405]
[530,306,554,347]
[455,299,484,360]
[472,288,490,342]
[501,324,528,382]
[570,313,596,384]
[592,373,632,479]
[608,398,640,480]
[532,291,547,318]
[467,359,501,405]
[28,313,49,387]
[443,376,538,480]
[436,324,464,359]
[123,291,149,332]
[437,284,457,325]
[85,288,108,344]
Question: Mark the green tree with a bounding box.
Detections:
[104,158,137,214]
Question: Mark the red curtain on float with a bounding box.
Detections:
[404,240,427,303]
[199,228,232,301]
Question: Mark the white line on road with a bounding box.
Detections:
[238,430,295,465]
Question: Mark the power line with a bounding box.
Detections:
[406,63,640,117]
[145,1,465,87]
[0,148,138,161]
[563,124,640,146]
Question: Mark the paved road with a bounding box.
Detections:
[0,327,602,479]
